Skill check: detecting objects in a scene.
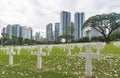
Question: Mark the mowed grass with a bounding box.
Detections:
[0,44,120,78]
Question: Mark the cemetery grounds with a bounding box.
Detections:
[0,42,120,78]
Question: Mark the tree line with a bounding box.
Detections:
[0,33,45,46]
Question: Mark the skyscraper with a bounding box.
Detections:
[35,32,40,41]
[60,11,71,35]
[22,26,27,40]
[6,25,13,39]
[74,12,85,40]
[55,23,60,40]
[12,24,22,38]
[26,27,32,39]
[46,23,53,42]
[20,26,23,37]
[1,24,33,40]
[70,22,75,38]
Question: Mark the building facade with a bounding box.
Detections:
[6,25,13,39]
[35,32,40,41]
[46,23,53,42]
[26,27,32,39]
[74,12,85,40]
[60,11,71,35]
[2,24,32,40]
[85,27,102,40]
[13,24,21,37]
[22,26,27,40]
[55,23,60,40]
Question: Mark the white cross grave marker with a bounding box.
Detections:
[47,45,52,56]
[17,46,21,55]
[7,47,15,66]
[63,45,65,51]
[6,47,9,55]
[80,45,99,78]
[68,44,71,56]
[31,46,34,55]
[34,45,46,69]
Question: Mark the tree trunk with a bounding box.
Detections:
[105,37,111,44]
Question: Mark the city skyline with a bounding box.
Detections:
[2,24,33,40]
[0,0,120,37]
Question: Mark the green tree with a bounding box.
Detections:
[82,13,120,43]
[58,34,73,43]
[18,37,23,45]
[64,25,75,43]
[78,37,90,42]
[0,38,1,45]
[12,36,18,46]
[24,38,32,45]
[1,33,9,46]
[91,36,104,42]
[110,31,120,41]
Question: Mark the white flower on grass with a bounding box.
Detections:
[2,71,5,75]
[12,71,15,74]
[63,71,68,75]
[114,74,118,77]
[57,65,62,71]
[20,73,24,76]
[25,73,28,76]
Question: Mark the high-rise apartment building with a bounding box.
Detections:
[13,24,21,37]
[46,23,53,42]
[85,28,102,40]
[22,26,27,40]
[6,25,13,39]
[20,26,23,37]
[55,23,60,40]
[35,32,40,41]
[26,27,32,39]
[74,12,85,40]
[70,22,75,38]
[60,11,71,35]
[2,24,32,40]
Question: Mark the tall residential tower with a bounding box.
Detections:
[74,12,85,40]
[60,11,71,35]
[55,23,60,40]
[46,23,53,42]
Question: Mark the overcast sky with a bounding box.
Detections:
[0,0,120,37]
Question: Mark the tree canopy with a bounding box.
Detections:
[82,13,120,43]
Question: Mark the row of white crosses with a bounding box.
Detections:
[5,44,103,77]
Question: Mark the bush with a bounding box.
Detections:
[78,37,90,42]
[110,31,120,41]
[91,36,104,42]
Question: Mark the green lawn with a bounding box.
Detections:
[0,44,120,78]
